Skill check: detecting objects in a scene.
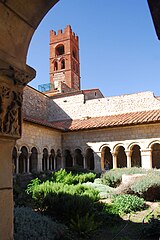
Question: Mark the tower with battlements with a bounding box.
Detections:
[46,25,80,95]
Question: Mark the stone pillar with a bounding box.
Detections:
[0,61,35,240]
[112,152,117,169]
[38,152,42,172]
[141,149,152,169]
[93,151,101,173]
[16,151,21,174]
[125,151,132,168]
[83,155,87,169]
[61,154,65,169]
[27,152,31,173]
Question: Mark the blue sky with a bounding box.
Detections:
[27,0,160,97]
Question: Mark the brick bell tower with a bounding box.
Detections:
[49,25,80,94]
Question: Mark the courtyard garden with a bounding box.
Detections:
[14,167,160,240]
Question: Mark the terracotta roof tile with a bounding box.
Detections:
[51,109,160,131]
[24,109,160,132]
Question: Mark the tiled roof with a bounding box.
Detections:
[23,116,64,131]
[24,109,160,132]
[51,109,160,131]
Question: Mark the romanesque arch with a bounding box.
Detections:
[116,146,127,168]
[64,149,73,168]
[85,148,94,170]
[19,146,28,173]
[49,149,55,170]
[101,146,113,170]
[131,144,141,167]
[55,149,62,170]
[151,143,160,169]
[74,148,84,167]
[0,1,59,238]
[42,148,49,171]
[30,147,38,173]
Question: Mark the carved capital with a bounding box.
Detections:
[0,59,36,86]
[0,60,36,139]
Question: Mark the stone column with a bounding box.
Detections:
[83,154,87,169]
[16,151,21,174]
[27,152,32,173]
[61,154,65,169]
[125,150,132,168]
[93,151,101,173]
[0,61,35,240]
[38,152,43,172]
[141,149,152,169]
[112,152,117,169]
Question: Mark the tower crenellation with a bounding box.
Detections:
[49,25,80,95]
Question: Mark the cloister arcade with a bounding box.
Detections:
[12,145,96,174]
[12,141,160,175]
[100,142,160,171]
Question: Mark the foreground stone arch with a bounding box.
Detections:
[0,1,59,239]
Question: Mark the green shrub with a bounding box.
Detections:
[131,173,160,201]
[50,169,96,185]
[14,207,67,240]
[70,212,100,236]
[27,181,99,202]
[112,194,146,214]
[27,181,100,223]
[101,168,147,187]
[83,182,115,199]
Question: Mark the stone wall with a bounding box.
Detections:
[50,91,160,121]
[23,86,50,121]
[62,123,160,153]
[17,121,62,153]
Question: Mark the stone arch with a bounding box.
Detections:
[42,148,49,171]
[148,140,160,150]
[0,1,59,238]
[49,149,55,170]
[19,144,30,153]
[130,144,141,167]
[151,143,160,169]
[19,146,28,173]
[101,146,113,171]
[115,145,127,168]
[74,148,84,167]
[64,149,73,168]
[29,147,38,173]
[55,149,62,170]
[85,148,94,170]
[55,44,65,56]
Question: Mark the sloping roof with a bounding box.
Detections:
[24,109,160,132]
[52,109,160,131]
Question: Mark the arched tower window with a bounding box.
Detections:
[61,59,65,69]
[55,44,64,56]
[54,61,58,71]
